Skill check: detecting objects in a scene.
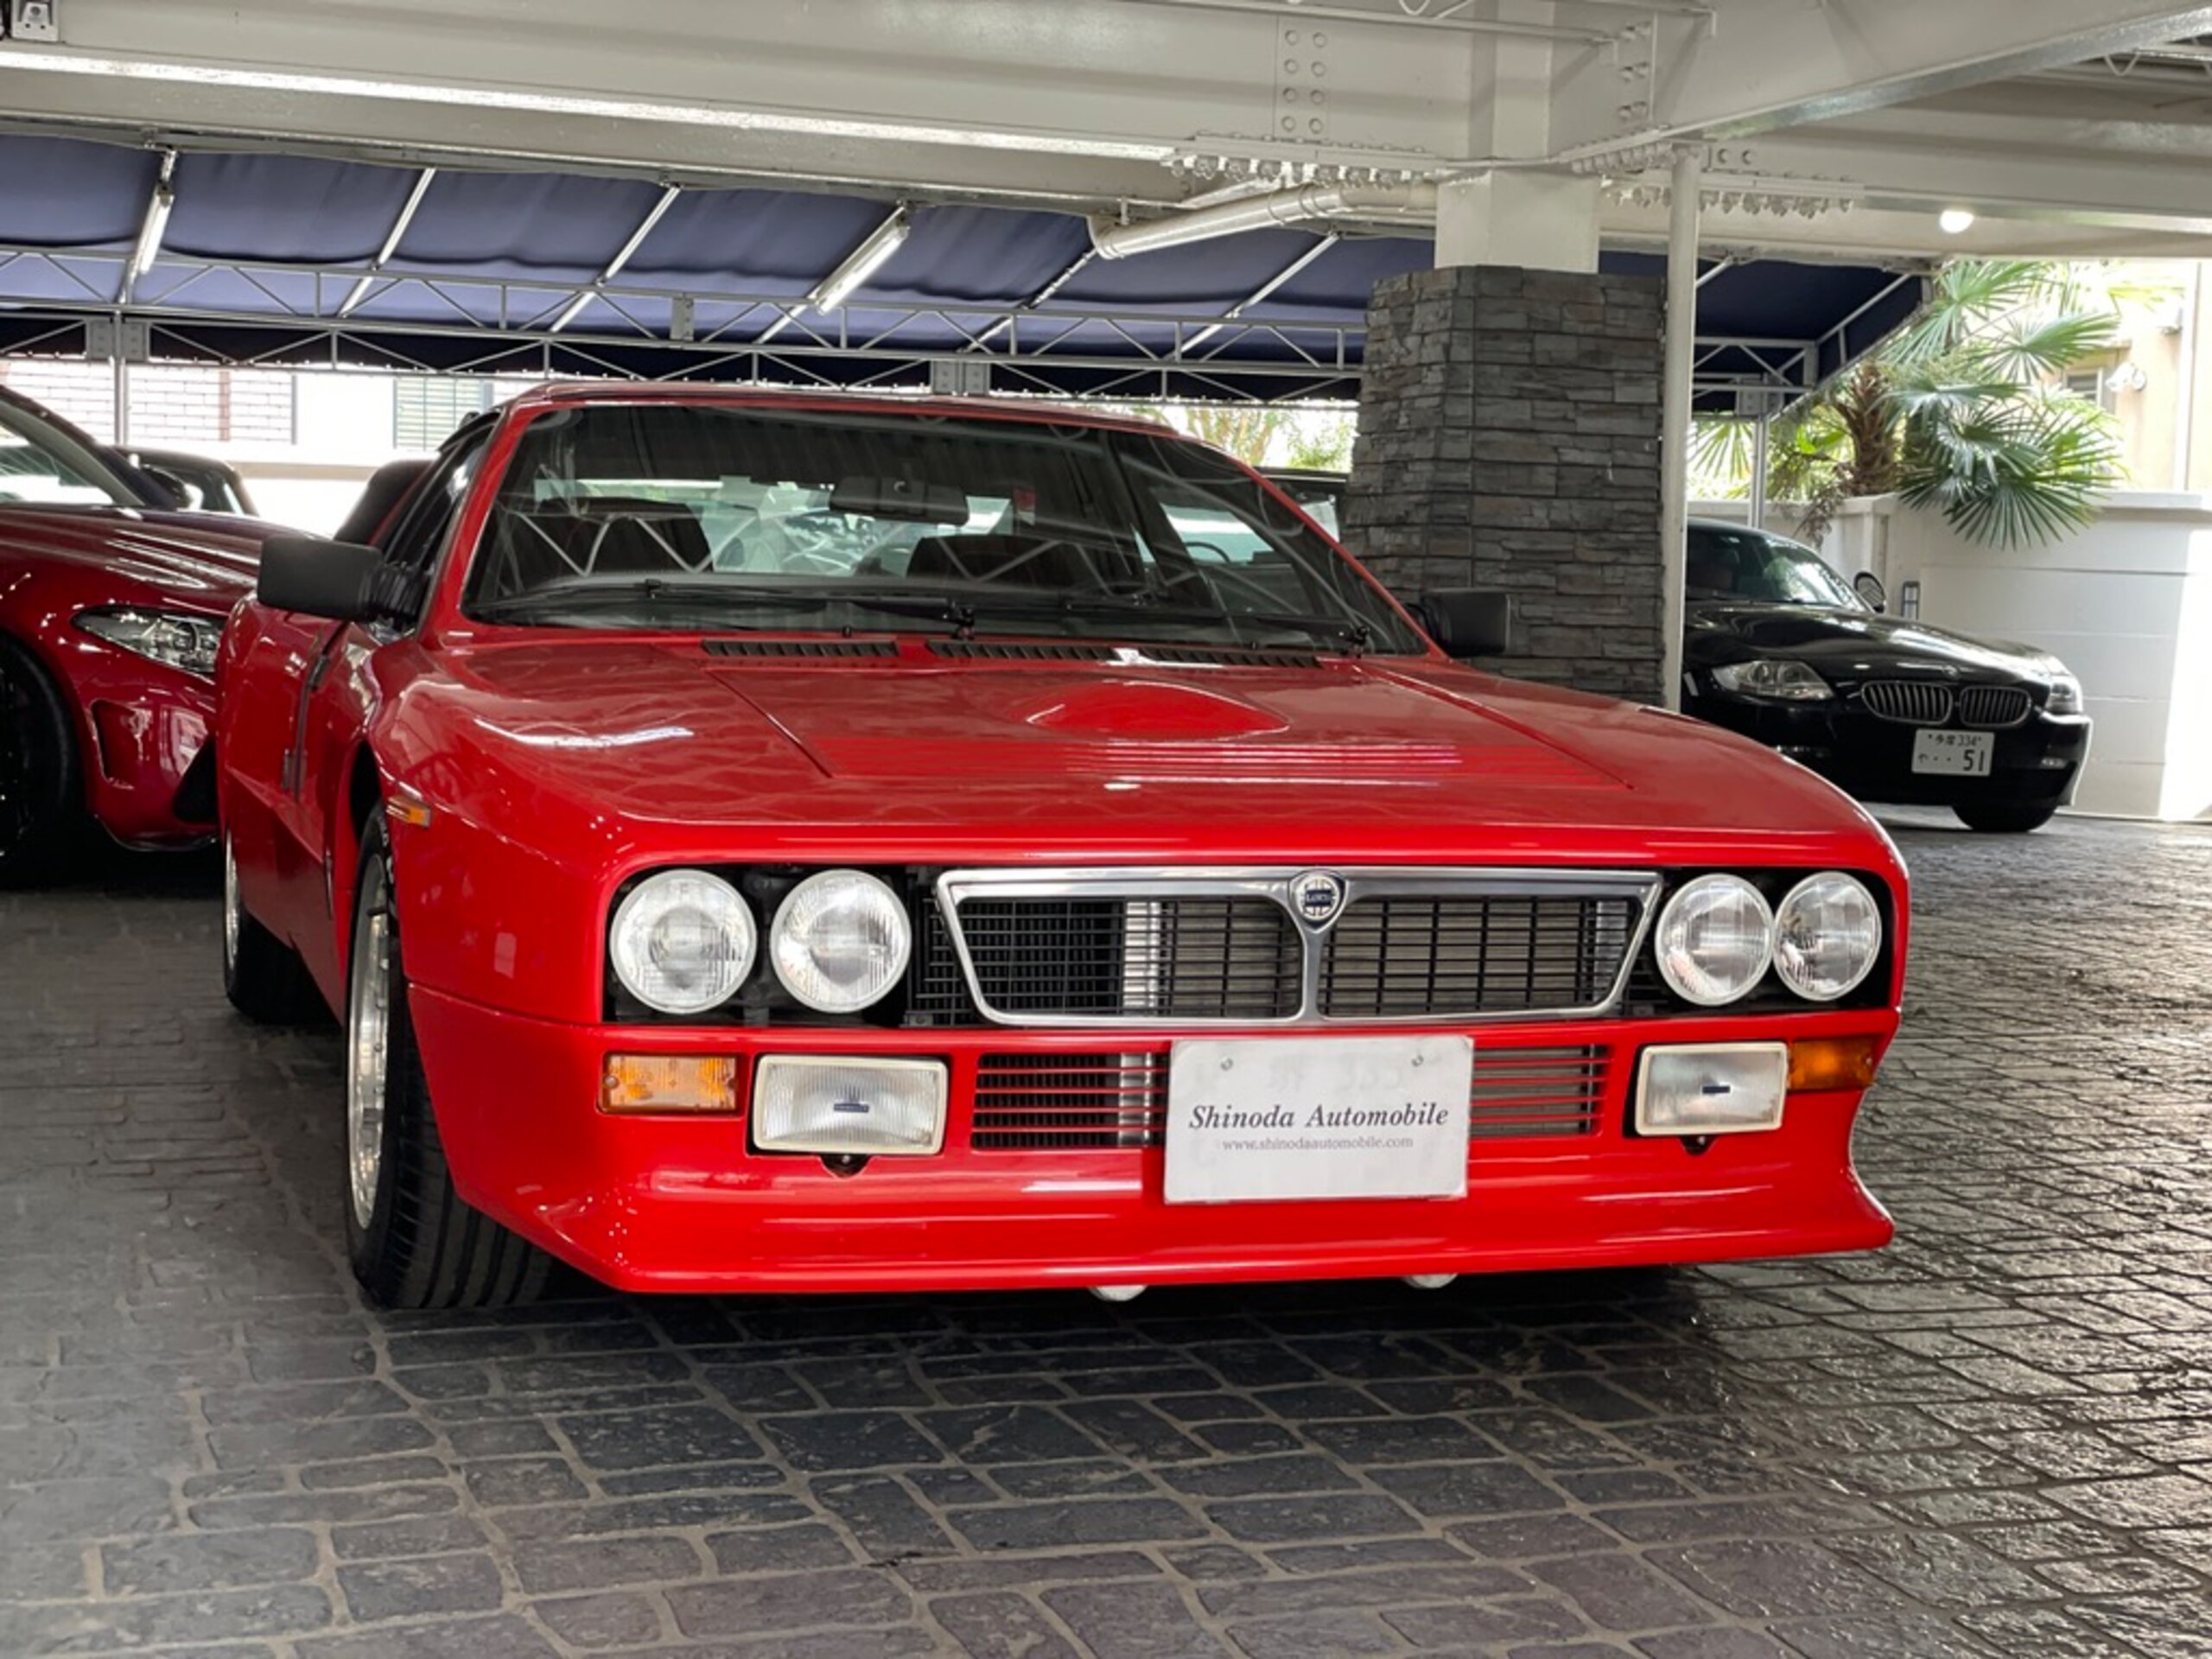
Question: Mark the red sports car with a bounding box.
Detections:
[0,386,274,880]
[217,385,1908,1309]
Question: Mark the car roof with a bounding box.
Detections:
[509,382,1179,439]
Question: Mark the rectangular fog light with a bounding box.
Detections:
[1636,1043,1788,1137]
[753,1057,948,1156]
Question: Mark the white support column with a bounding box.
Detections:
[1433,171,1600,272]
[1749,414,1770,531]
[1659,145,1701,712]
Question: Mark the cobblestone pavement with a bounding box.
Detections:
[4,811,2211,1659]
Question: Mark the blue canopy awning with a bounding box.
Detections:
[0,135,1922,404]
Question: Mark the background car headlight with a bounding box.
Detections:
[609,869,756,1015]
[73,608,223,677]
[1709,659,1833,702]
[2045,672,2084,716]
[1654,874,1775,1006]
[1773,873,1883,1001]
[771,871,912,1013]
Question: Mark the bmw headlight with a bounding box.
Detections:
[609,869,756,1015]
[1654,874,1775,1006]
[1773,873,1883,1001]
[2045,672,2084,716]
[1709,659,1833,702]
[73,608,224,678]
[770,871,912,1013]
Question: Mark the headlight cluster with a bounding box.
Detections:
[608,868,911,1017]
[1709,659,1833,702]
[1653,872,1882,1007]
[73,608,224,677]
[2045,672,2085,716]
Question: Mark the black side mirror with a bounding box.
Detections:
[257,536,386,623]
[1853,570,1887,613]
[1418,588,1513,659]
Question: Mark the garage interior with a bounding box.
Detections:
[5,3,2212,1656]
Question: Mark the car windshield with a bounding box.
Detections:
[0,402,138,508]
[1686,524,1862,609]
[461,404,1424,654]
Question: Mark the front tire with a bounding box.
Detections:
[221,830,320,1023]
[1953,800,2058,834]
[0,638,81,886]
[345,818,552,1309]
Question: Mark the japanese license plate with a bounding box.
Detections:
[1165,1035,1472,1205]
[1910,728,1993,777]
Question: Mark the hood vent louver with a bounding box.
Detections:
[702,638,899,659]
[928,640,1319,669]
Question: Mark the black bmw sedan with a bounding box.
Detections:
[1265,474,2090,834]
[1680,519,2089,833]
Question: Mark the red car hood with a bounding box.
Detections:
[389,639,1889,867]
[0,505,270,613]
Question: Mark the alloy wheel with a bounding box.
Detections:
[346,864,393,1231]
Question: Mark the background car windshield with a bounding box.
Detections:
[1686,525,1862,609]
[463,404,1423,652]
[0,404,136,508]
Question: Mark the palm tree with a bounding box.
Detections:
[1770,260,2127,548]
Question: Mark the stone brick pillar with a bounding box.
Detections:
[1341,264,1666,705]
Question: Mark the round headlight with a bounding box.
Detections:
[1654,874,1775,1007]
[1773,872,1883,1001]
[770,871,912,1014]
[609,870,756,1015]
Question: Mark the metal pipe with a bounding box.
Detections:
[1660,146,1701,712]
[1091,181,1435,260]
[2176,260,2202,491]
[1749,411,1770,530]
[1116,0,1613,43]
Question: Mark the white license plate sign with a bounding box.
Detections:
[1165,1035,1473,1205]
[1911,728,1993,777]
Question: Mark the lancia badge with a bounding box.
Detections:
[1290,870,1348,928]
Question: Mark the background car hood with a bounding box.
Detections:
[1686,600,2055,679]
[0,505,273,613]
[384,639,1891,865]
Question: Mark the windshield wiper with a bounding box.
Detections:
[472,580,979,634]
[471,579,1375,653]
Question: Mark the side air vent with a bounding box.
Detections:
[703,639,899,659]
[929,641,1119,663]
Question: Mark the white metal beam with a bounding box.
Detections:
[337,166,435,318]
[1552,0,2212,162]
[550,182,682,332]
[119,149,175,303]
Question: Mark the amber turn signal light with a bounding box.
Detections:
[600,1054,741,1115]
[1787,1036,1881,1094]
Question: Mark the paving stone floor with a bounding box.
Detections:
[3,810,2211,1658]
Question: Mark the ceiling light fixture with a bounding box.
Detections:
[1938,207,1976,235]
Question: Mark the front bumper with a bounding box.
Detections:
[1690,696,2090,810]
[69,658,218,847]
[409,988,1898,1294]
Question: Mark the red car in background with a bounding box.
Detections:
[0,386,276,880]
[218,385,1909,1310]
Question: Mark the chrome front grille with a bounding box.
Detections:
[1859,680,1954,725]
[968,1044,1612,1149]
[957,897,1302,1020]
[1319,896,1637,1019]
[933,868,1659,1027]
[1957,685,2032,728]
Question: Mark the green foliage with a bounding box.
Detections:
[1282,416,1356,472]
[1773,259,2124,548]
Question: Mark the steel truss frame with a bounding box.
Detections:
[0,243,1834,405]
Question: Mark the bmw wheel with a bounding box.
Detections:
[1953,801,2057,834]
[220,830,320,1023]
[0,638,80,886]
[345,817,553,1309]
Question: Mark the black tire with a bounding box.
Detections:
[221,829,321,1024]
[1953,800,2058,834]
[0,637,82,886]
[345,817,553,1309]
